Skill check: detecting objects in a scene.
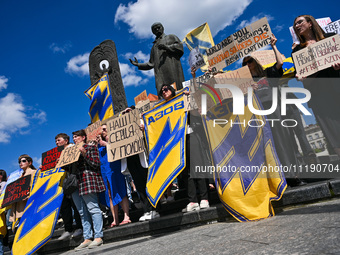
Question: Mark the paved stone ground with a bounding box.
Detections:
[59,198,340,255]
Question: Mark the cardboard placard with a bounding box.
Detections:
[207,17,272,70]
[190,66,254,112]
[136,99,151,115]
[323,19,340,35]
[292,35,340,77]
[183,93,197,111]
[2,175,31,208]
[214,66,254,99]
[189,47,205,70]
[251,50,286,66]
[134,90,148,105]
[41,146,64,171]
[106,109,145,162]
[289,17,331,44]
[85,120,102,142]
[55,143,83,168]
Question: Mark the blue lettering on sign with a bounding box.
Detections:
[148,101,184,126]
[39,168,65,178]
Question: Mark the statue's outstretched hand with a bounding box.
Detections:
[129,57,139,66]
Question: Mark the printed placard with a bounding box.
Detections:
[134,90,148,105]
[41,146,64,171]
[189,47,205,70]
[292,35,340,77]
[85,120,102,142]
[106,109,145,162]
[323,19,340,35]
[2,175,31,208]
[55,143,83,168]
[251,50,286,66]
[207,17,272,70]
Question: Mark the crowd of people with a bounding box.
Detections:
[0,15,339,253]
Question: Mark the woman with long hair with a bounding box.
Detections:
[9,155,36,226]
[292,15,340,156]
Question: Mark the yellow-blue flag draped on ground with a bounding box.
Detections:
[12,168,66,255]
[143,88,188,207]
[84,73,114,123]
[183,23,215,71]
[202,93,287,222]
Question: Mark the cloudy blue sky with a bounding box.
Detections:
[0,0,337,174]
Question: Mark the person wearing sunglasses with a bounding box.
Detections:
[9,155,36,229]
[242,35,303,186]
[292,15,340,157]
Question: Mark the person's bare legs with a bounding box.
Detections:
[119,196,130,223]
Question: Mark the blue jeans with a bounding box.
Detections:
[71,190,103,239]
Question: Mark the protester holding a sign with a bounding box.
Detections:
[292,15,340,156]
[0,170,7,194]
[54,133,83,241]
[0,170,7,255]
[243,36,302,185]
[9,155,36,228]
[71,130,106,250]
[181,70,211,213]
[97,124,130,227]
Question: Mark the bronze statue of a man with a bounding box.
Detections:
[129,22,185,95]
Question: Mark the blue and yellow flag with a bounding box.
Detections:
[84,73,114,123]
[183,23,215,71]
[0,192,7,237]
[262,57,295,79]
[12,168,66,255]
[143,88,188,207]
[202,93,287,221]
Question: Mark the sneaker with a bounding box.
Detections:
[166,196,174,202]
[74,240,91,251]
[182,202,200,213]
[72,228,83,238]
[58,231,72,240]
[145,211,160,221]
[88,239,103,249]
[139,212,150,222]
[200,200,210,209]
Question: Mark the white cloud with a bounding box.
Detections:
[31,110,47,124]
[49,42,72,53]
[123,51,154,78]
[274,25,284,33]
[119,62,149,86]
[65,53,90,76]
[236,14,274,30]
[115,0,253,39]
[32,156,42,167]
[0,76,8,92]
[123,50,150,63]
[0,93,29,143]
